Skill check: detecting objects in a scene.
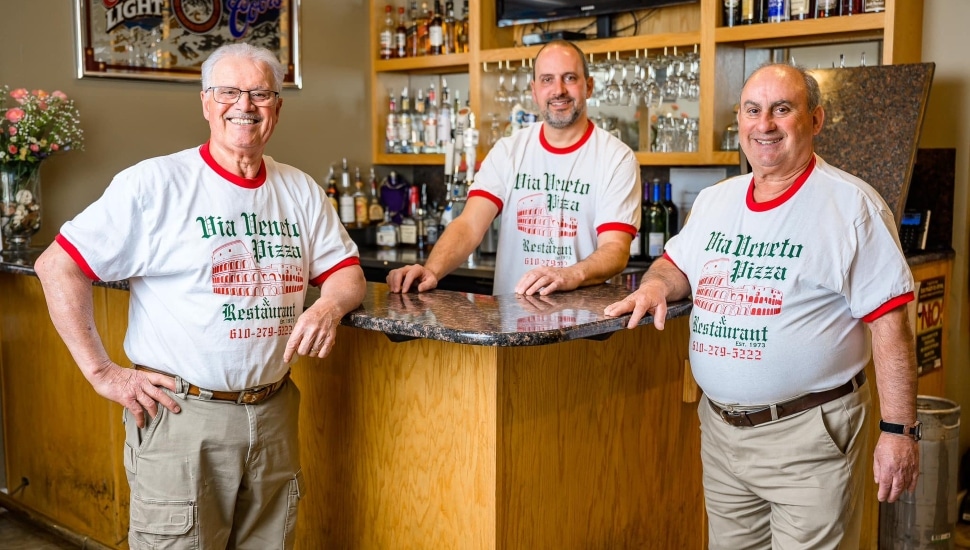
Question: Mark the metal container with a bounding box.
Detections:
[880,395,961,549]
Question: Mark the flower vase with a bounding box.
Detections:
[0,163,42,251]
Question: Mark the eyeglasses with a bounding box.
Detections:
[206,86,279,106]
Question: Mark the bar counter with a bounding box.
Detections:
[0,247,954,549]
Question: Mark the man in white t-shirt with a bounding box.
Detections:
[35,44,365,549]
[387,40,641,296]
[605,63,919,549]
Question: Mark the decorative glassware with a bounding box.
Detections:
[0,163,42,250]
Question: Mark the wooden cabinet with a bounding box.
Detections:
[368,0,923,166]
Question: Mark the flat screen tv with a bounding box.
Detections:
[496,0,699,28]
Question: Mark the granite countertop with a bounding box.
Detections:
[0,247,685,347]
[2,246,953,347]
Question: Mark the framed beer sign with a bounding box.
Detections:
[73,0,302,88]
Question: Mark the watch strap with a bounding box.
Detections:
[879,420,921,441]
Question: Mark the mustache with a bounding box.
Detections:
[547,93,572,103]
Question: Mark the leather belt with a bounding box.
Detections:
[709,370,866,428]
[133,364,290,405]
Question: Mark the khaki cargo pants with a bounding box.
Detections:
[122,380,304,549]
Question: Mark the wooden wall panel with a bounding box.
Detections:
[0,274,124,548]
[496,317,704,549]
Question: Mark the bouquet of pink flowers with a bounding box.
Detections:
[1,85,84,167]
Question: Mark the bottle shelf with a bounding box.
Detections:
[369,0,916,168]
[714,13,885,46]
[375,53,472,74]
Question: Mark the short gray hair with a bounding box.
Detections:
[745,62,822,112]
[201,43,285,93]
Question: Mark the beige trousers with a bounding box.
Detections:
[122,380,304,550]
[699,383,871,549]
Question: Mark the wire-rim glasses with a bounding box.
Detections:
[206,86,279,106]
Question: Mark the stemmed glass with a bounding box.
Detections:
[642,50,663,110]
[493,60,511,111]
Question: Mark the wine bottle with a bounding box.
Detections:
[338,158,356,227]
[630,182,646,261]
[353,167,369,227]
[663,181,679,237]
[646,180,668,260]
[428,0,443,55]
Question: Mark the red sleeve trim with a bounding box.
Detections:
[862,292,915,323]
[467,189,504,214]
[54,234,100,281]
[309,257,360,287]
[597,222,638,237]
[199,142,266,188]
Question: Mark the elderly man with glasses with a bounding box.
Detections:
[35,43,365,549]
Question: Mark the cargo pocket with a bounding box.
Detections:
[282,470,305,549]
[128,496,198,550]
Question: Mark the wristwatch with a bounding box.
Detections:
[879,420,922,441]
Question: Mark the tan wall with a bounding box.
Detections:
[0,0,371,246]
[920,0,970,459]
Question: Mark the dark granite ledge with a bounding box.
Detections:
[2,246,953,347]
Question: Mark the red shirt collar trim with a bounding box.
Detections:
[746,155,816,212]
[539,120,594,154]
[199,142,266,188]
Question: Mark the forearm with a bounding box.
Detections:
[313,265,367,318]
[869,306,918,424]
[641,257,692,301]
[34,244,114,379]
[565,240,630,288]
[422,216,483,279]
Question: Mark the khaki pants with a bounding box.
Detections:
[122,380,304,549]
[699,383,871,549]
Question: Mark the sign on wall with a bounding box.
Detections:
[73,0,302,87]
[914,276,945,375]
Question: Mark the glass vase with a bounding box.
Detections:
[0,163,43,251]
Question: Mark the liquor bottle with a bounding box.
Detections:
[423,82,438,153]
[418,2,431,56]
[767,0,789,22]
[406,0,421,57]
[789,0,812,20]
[386,93,399,153]
[723,0,741,27]
[456,0,469,53]
[863,0,884,12]
[442,1,457,55]
[840,0,861,15]
[376,211,398,249]
[379,5,395,60]
[645,179,668,260]
[815,0,838,17]
[353,167,369,227]
[398,86,412,154]
[663,181,679,237]
[428,1,444,55]
[395,6,408,58]
[325,164,339,212]
[398,186,419,248]
[338,158,356,227]
[741,0,764,24]
[438,79,452,149]
[420,183,438,248]
[367,168,384,224]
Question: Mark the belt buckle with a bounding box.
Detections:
[237,384,270,405]
[719,406,751,427]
